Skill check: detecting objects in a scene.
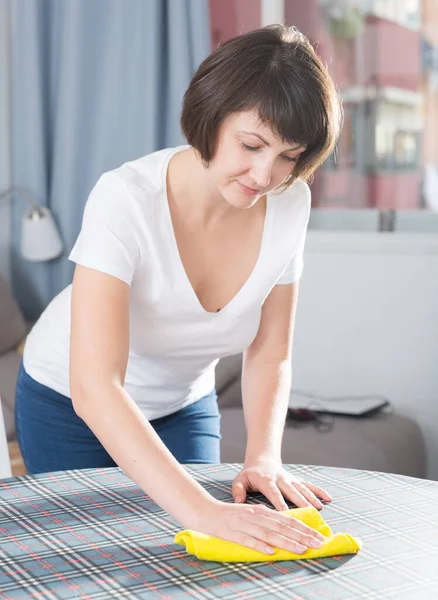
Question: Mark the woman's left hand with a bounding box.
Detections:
[232,457,333,512]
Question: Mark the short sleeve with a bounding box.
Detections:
[69,172,142,285]
[276,182,311,285]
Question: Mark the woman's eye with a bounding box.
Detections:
[241,142,297,163]
[241,143,259,152]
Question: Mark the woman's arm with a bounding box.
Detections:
[70,265,214,528]
[70,265,327,554]
[242,282,298,464]
[235,282,332,509]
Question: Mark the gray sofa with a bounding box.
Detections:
[0,274,26,442]
[0,273,426,478]
[216,358,427,478]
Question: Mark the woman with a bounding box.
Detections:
[15,25,342,556]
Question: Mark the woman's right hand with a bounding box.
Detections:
[194,499,326,555]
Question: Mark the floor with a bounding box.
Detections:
[8,441,27,476]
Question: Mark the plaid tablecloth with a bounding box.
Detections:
[1,464,438,599]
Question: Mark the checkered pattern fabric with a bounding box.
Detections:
[1,464,438,599]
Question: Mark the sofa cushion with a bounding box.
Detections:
[0,350,22,440]
[219,407,426,478]
[0,273,27,355]
[215,355,242,407]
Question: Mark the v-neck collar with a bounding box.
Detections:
[161,146,272,317]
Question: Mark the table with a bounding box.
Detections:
[1,464,438,599]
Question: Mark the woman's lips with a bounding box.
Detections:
[238,182,260,195]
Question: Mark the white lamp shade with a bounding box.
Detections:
[20,206,64,262]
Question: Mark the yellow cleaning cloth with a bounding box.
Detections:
[174,506,362,562]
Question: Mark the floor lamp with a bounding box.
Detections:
[0,187,63,261]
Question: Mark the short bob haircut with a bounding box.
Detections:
[181,25,342,190]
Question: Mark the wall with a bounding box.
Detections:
[0,0,11,283]
[371,16,420,90]
[294,232,438,480]
[422,81,438,167]
[422,0,438,167]
[368,173,421,209]
[209,0,260,50]
[422,0,438,45]
[285,0,320,40]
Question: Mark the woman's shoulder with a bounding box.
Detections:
[102,145,188,198]
[81,147,185,234]
[271,179,311,219]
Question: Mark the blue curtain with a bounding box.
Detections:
[10,0,210,320]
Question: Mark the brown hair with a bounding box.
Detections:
[181,25,342,189]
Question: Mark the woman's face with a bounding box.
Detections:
[206,110,306,209]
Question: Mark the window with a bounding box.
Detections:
[374,102,421,170]
[372,0,420,30]
[286,0,438,232]
[325,104,359,171]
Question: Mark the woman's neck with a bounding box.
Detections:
[167,147,251,230]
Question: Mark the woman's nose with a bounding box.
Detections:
[249,164,272,190]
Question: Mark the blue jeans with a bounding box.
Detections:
[15,362,221,474]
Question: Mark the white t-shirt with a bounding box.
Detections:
[23,145,310,420]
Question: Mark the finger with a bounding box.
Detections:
[300,480,333,503]
[231,478,247,504]
[276,481,313,509]
[255,506,326,543]
[280,480,324,510]
[260,479,289,511]
[245,523,309,554]
[239,519,324,555]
